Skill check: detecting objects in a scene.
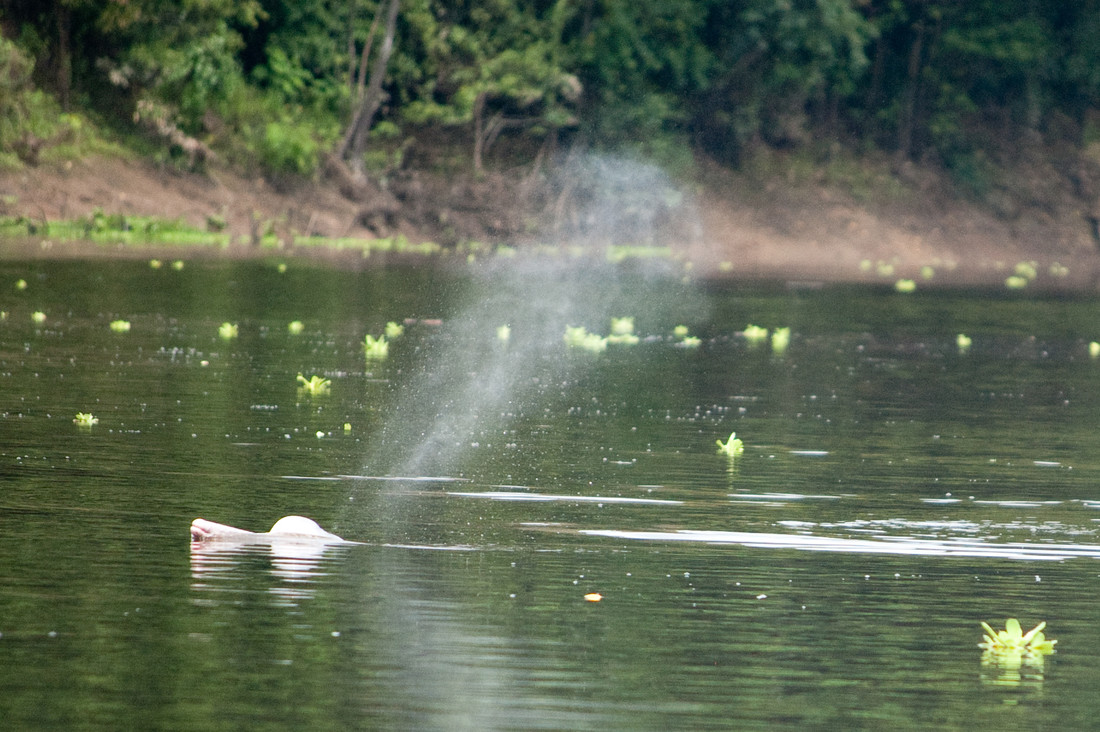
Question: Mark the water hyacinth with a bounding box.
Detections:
[363,334,389,359]
[956,333,972,353]
[564,325,607,353]
[980,619,1056,662]
[607,331,639,345]
[296,373,331,395]
[109,319,131,333]
[73,412,98,427]
[1090,341,1100,359]
[610,317,635,336]
[607,317,639,345]
[716,432,744,457]
[385,321,404,339]
[894,278,916,293]
[287,320,304,335]
[31,311,46,324]
[497,324,511,342]
[771,327,791,353]
[218,322,238,339]
[1014,261,1038,280]
[742,324,768,344]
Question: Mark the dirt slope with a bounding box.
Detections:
[2,152,1099,289]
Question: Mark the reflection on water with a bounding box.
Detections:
[190,539,352,605]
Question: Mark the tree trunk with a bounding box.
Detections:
[353,0,385,107]
[896,21,925,162]
[472,91,486,174]
[336,0,399,175]
[56,2,72,111]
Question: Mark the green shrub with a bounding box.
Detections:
[259,120,319,177]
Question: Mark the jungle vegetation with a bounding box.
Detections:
[1,0,1099,186]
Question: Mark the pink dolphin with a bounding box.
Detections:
[190,516,352,544]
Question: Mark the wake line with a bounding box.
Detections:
[582,528,1100,561]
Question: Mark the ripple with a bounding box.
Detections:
[449,491,683,505]
[581,528,1100,560]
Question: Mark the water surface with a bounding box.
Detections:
[2,259,1100,729]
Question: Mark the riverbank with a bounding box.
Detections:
[2,148,1099,291]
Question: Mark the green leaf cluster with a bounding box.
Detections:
[4,1,1100,175]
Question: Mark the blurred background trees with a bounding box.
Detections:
[2,0,1099,180]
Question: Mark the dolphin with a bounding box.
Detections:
[190,516,355,544]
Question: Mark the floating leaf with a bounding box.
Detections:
[743,324,768,344]
[74,412,98,427]
[363,334,389,359]
[716,432,745,457]
[979,618,1056,655]
[771,327,791,353]
[296,373,331,395]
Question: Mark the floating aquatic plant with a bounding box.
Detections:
[673,325,690,338]
[563,325,588,347]
[109,319,131,333]
[385,321,404,339]
[610,317,635,336]
[287,320,304,335]
[894,278,916,293]
[921,265,935,280]
[771,327,791,353]
[980,619,1056,662]
[15,278,27,290]
[1014,261,1038,280]
[497,324,511,342]
[171,260,185,271]
[1005,275,1028,289]
[363,334,389,359]
[956,333,972,352]
[218,322,239,339]
[607,332,640,345]
[1090,341,1100,359]
[743,324,768,344]
[31,311,46,324]
[716,432,745,457]
[564,325,608,353]
[679,336,701,349]
[74,412,98,427]
[296,373,331,395]
[149,259,162,269]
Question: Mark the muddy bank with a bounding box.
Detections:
[2,152,1100,290]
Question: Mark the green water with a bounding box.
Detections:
[2,258,1100,729]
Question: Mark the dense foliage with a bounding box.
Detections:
[2,0,1099,176]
